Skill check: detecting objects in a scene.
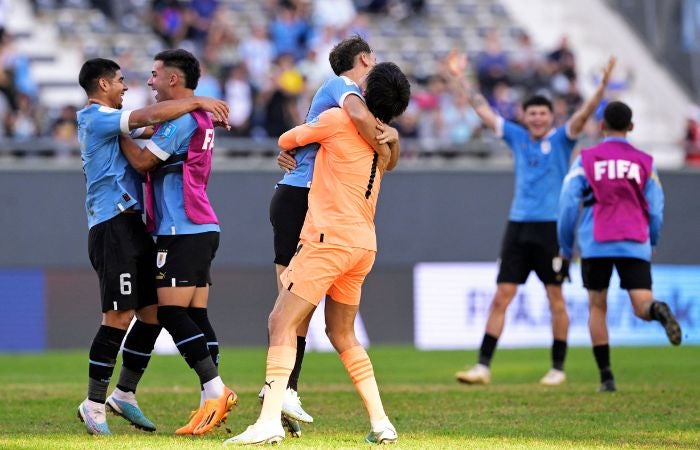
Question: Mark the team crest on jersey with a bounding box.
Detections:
[159,123,177,138]
[156,251,168,268]
[541,140,552,154]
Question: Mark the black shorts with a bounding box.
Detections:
[581,257,652,291]
[88,213,157,313]
[269,184,309,266]
[496,221,567,285]
[154,232,219,288]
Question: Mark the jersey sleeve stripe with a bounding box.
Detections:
[145,140,171,161]
[120,110,133,134]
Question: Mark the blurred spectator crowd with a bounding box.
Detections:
[1,0,695,165]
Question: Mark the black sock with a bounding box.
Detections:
[593,344,614,382]
[287,336,307,391]
[188,307,219,367]
[117,320,162,393]
[649,301,664,322]
[478,333,498,367]
[552,339,567,371]
[88,325,127,403]
[157,305,213,382]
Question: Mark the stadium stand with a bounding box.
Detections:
[0,0,693,168]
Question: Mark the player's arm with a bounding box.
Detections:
[344,94,393,171]
[566,56,616,137]
[375,120,400,171]
[119,134,161,174]
[279,112,336,149]
[444,50,499,132]
[646,166,664,247]
[128,96,229,130]
[557,156,586,259]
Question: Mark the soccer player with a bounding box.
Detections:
[446,51,617,386]
[558,101,682,392]
[266,35,400,436]
[76,58,229,435]
[118,49,234,435]
[224,61,410,446]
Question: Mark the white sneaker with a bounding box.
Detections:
[257,385,265,404]
[224,421,285,446]
[77,399,111,435]
[539,368,566,386]
[365,417,397,444]
[282,388,313,423]
[455,364,491,384]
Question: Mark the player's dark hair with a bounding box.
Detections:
[154,48,200,90]
[364,62,411,123]
[329,35,372,76]
[603,101,632,131]
[78,58,120,95]
[523,94,553,112]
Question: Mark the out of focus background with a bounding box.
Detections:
[0,0,698,352]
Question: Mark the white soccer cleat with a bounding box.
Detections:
[455,364,491,385]
[365,417,398,444]
[77,398,111,435]
[282,388,313,423]
[224,421,285,446]
[539,368,566,386]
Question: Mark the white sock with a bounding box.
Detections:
[370,415,390,432]
[202,376,225,400]
[199,389,205,407]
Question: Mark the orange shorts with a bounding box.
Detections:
[280,239,376,306]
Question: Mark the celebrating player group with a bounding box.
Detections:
[76,34,681,446]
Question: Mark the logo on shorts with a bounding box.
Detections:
[156,271,166,280]
[552,256,563,272]
[156,251,167,268]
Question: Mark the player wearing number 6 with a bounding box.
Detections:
[77,56,230,435]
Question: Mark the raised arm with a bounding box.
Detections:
[344,94,392,171]
[444,50,500,132]
[567,56,616,137]
[128,96,229,130]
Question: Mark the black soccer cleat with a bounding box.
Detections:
[598,379,617,393]
[655,302,682,346]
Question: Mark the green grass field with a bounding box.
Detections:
[0,346,698,449]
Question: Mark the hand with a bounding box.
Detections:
[375,121,399,145]
[445,49,467,78]
[197,97,230,124]
[212,118,231,131]
[277,149,297,173]
[553,256,571,283]
[600,56,617,86]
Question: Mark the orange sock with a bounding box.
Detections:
[258,345,296,423]
[340,346,386,423]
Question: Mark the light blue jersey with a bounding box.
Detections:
[78,104,143,229]
[146,114,220,236]
[558,142,664,261]
[498,118,577,221]
[278,75,363,188]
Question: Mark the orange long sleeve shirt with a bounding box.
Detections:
[278,108,382,251]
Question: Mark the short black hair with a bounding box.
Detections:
[522,94,553,112]
[603,101,633,131]
[154,49,200,90]
[329,35,372,76]
[79,58,120,95]
[364,62,411,123]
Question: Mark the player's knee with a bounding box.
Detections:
[104,309,135,329]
